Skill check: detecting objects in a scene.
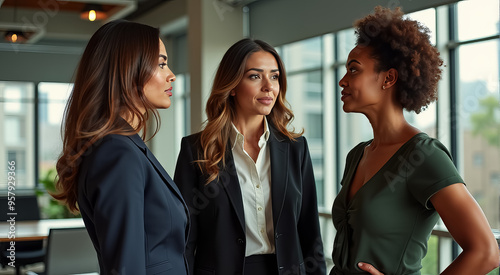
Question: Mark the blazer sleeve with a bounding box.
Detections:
[297,137,327,274]
[173,136,199,275]
[83,138,147,275]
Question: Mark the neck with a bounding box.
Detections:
[121,112,141,131]
[233,115,265,141]
[364,104,417,147]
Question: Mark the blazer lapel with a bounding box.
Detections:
[219,150,246,232]
[269,128,289,228]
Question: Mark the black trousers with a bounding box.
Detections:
[244,254,279,275]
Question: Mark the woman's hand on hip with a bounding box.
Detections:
[358,262,384,275]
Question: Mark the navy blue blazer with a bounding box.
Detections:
[174,124,326,275]
[77,133,189,275]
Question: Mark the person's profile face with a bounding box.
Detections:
[338,46,386,113]
[143,39,176,110]
[231,50,280,119]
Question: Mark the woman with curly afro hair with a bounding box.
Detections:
[330,6,499,275]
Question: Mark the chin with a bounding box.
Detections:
[161,100,171,109]
[262,109,273,116]
[342,102,359,113]
[154,103,171,110]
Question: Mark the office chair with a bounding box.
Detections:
[29,227,99,275]
[0,195,46,275]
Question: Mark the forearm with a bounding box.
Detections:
[440,248,499,275]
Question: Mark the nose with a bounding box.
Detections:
[167,69,176,83]
[339,73,347,88]
[262,77,274,92]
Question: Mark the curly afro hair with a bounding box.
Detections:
[354,6,443,113]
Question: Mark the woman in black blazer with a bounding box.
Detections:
[54,20,189,275]
[174,39,326,275]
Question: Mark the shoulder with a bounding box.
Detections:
[410,133,453,159]
[95,133,136,147]
[181,132,202,145]
[179,132,203,153]
[177,132,205,163]
[79,135,147,189]
[268,123,304,143]
[270,130,307,150]
[84,134,143,163]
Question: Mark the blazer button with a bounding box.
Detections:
[279,266,284,270]
[275,233,279,239]
[237,238,244,245]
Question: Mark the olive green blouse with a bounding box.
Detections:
[330,133,464,275]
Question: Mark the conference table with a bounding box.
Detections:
[0,218,85,242]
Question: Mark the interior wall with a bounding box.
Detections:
[0,49,82,83]
[248,0,459,46]
[187,0,245,133]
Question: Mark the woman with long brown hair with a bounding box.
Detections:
[174,38,326,275]
[54,20,189,275]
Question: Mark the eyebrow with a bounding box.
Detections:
[246,68,280,73]
[347,60,361,66]
[159,54,167,61]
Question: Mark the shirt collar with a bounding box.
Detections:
[230,117,270,150]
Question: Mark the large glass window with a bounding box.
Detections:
[38,82,72,183]
[0,82,36,190]
[457,39,500,230]
[0,81,73,192]
[283,37,322,72]
[455,0,500,234]
[457,0,500,41]
[282,37,325,206]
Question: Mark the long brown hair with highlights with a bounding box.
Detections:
[199,38,302,183]
[54,20,161,212]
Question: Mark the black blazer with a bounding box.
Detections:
[174,124,326,275]
[77,133,189,275]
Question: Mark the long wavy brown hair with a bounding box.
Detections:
[54,20,161,212]
[199,38,302,183]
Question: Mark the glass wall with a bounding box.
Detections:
[455,0,500,230]
[282,37,325,206]
[0,82,73,191]
[38,82,72,184]
[0,82,35,190]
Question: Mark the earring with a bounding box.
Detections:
[382,86,386,90]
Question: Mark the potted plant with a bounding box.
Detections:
[36,168,81,219]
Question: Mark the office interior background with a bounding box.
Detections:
[0,0,499,274]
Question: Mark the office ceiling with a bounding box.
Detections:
[0,0,173,46]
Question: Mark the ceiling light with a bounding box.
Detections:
[4,31,27,43]
[80,4,106,21]
[4,0,28,43]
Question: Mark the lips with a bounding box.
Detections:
[165,87,172,96]
[257,97,274,105]
[340,90,351,101]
